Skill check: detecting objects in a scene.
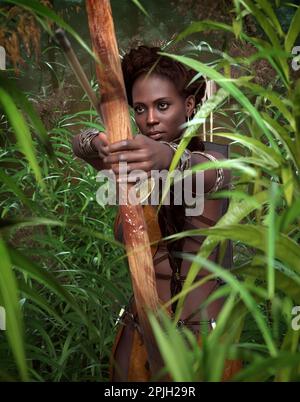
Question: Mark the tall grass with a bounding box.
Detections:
[0,97,133,380]
[0,0,134,381]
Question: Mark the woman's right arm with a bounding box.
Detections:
[72,129,109,171]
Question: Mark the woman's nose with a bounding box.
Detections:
[146,108,159,125]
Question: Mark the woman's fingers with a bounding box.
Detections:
[116,169,151,183]
[108,138,141,153]
[104,150,146,164]
[111,160,150,175]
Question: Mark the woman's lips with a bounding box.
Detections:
[148,132,164,140]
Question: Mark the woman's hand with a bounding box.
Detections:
[103,134,174,176]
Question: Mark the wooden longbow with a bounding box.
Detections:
[85,0,163,375]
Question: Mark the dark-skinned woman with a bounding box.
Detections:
[72,45,241,381]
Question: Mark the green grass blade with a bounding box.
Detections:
[8,247,89,327]
[280,198,300,232]
[233,352,300,381]
[182,254,277,357]
[149,310,195,381]
[261,112,299,172]
[285,4,300,52]
[0,237,28,381]
[192,225,300,275]
[175,20,289,87]
[241,0,281,47]
[18,281,64,325]
[238,81,294,127]
[256,0,284,37]
[212,132,282,165]
[0,169,33,209]
[0,87,44,189]
[169,191,269,322]
[131,0,150,18]
[266,183,279,299]
[0,75,54,157]
[238,263,300,304]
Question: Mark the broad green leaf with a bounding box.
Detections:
[0,217,122,248]
[176,20,237,42]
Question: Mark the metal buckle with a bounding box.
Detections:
[114,306,126,326]
[210,318,217,330]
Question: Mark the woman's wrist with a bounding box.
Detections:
[73,129,99,159]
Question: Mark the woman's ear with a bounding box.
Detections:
[185,95,196,118]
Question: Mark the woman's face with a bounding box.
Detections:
[132,73,194,143]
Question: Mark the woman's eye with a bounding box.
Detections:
[134,105,145,114]
[158,102,169,111]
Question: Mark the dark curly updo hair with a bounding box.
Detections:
[122,45,205,107]
[121,46,206,151]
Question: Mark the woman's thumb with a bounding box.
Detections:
[98,131,109,146]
